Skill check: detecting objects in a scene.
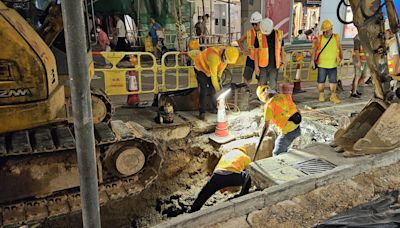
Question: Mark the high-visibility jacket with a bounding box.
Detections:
[264,94,299,134]
[258,29,284,68]
[247,28,258,61]
[194,47,227,91]
[315,34,340,68]
[214,149,251,174]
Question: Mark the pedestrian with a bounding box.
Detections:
[257,85,302,156]
[297,29,306,40]
[351,34,369,98]
[190,147,251,212]
[312,19,343,104]
[96,25,111,66]
[237,11,263,89]
[97,25,110,52]
[149,17,165,58]
[113,15,128,51]
[254,18,286,90]
[174,17,189,52]
[201,14,210,42]
[193,46,239,120]
[194,16,203,37]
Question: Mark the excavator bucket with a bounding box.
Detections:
[334,102,400,156]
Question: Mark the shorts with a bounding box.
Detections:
[243,57,255,81]
[317,68,338,84]
[353,59,370,77]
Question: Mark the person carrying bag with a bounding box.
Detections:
[312,34,333,70]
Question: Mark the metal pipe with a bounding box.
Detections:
[289,0,294,43]
[60,0,101,227]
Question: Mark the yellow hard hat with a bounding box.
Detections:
[321,19,333,32]
[189,38,200,50]
[224,47,239,64]
[256,85,270,103]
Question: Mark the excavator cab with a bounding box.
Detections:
[0,0,104,133]
[0,2,66,133]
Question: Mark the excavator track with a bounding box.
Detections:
[0,120,163,227]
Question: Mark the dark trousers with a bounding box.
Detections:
[191,171,251,212]
[115,37,127,51]
[195,69,217,114]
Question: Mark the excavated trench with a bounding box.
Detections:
[42,107,343,228]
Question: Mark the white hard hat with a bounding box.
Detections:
[250,11,262,23]
[260,18,274,35]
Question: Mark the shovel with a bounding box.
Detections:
[240,125,268,195]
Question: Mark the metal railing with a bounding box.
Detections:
[92,47,357,96]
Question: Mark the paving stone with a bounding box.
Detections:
[230,191,265,217]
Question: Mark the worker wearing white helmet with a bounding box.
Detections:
[237,11,263,90]
[255,18,286,90]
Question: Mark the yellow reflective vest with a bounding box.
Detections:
[194,47,227,91]
[214,149,251,174]
[264,94,299,134]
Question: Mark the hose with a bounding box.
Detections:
[337,0,353,24]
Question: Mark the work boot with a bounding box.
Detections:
[330,93,341,104]
[319,92,325,102]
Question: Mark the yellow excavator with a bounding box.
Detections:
[0,1,162,226]
[334,0,400,156]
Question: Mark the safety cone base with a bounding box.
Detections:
[209,132,235,144]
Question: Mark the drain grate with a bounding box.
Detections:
[293,158,336,175]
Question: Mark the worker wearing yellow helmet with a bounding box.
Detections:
[311,19,343,104]
[237,11,263,90]
[257,85,301,156]
[191,147,251,212]
[193,46,239,120]
[255,18,286,90]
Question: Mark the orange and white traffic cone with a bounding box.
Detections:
[127,70,140,105]
[209,97,235,144]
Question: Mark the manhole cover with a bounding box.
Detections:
[293,158,336,175]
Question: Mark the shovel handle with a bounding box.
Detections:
[241,125,268,193]
[252,125,268,162]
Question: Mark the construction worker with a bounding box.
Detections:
[311,19,343,104]
[190,147,251,212]
[255,18,286,90]
[257,85,301,156]
[238,11,263,89]
[351,34,370,98]
[193,46,239,120]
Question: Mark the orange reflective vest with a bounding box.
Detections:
[247,28,258,61]
[266,94,298,131]
[258,29,284,68]
[214,149,251,174]
[315,34,340,65]
[194,47,226,77]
